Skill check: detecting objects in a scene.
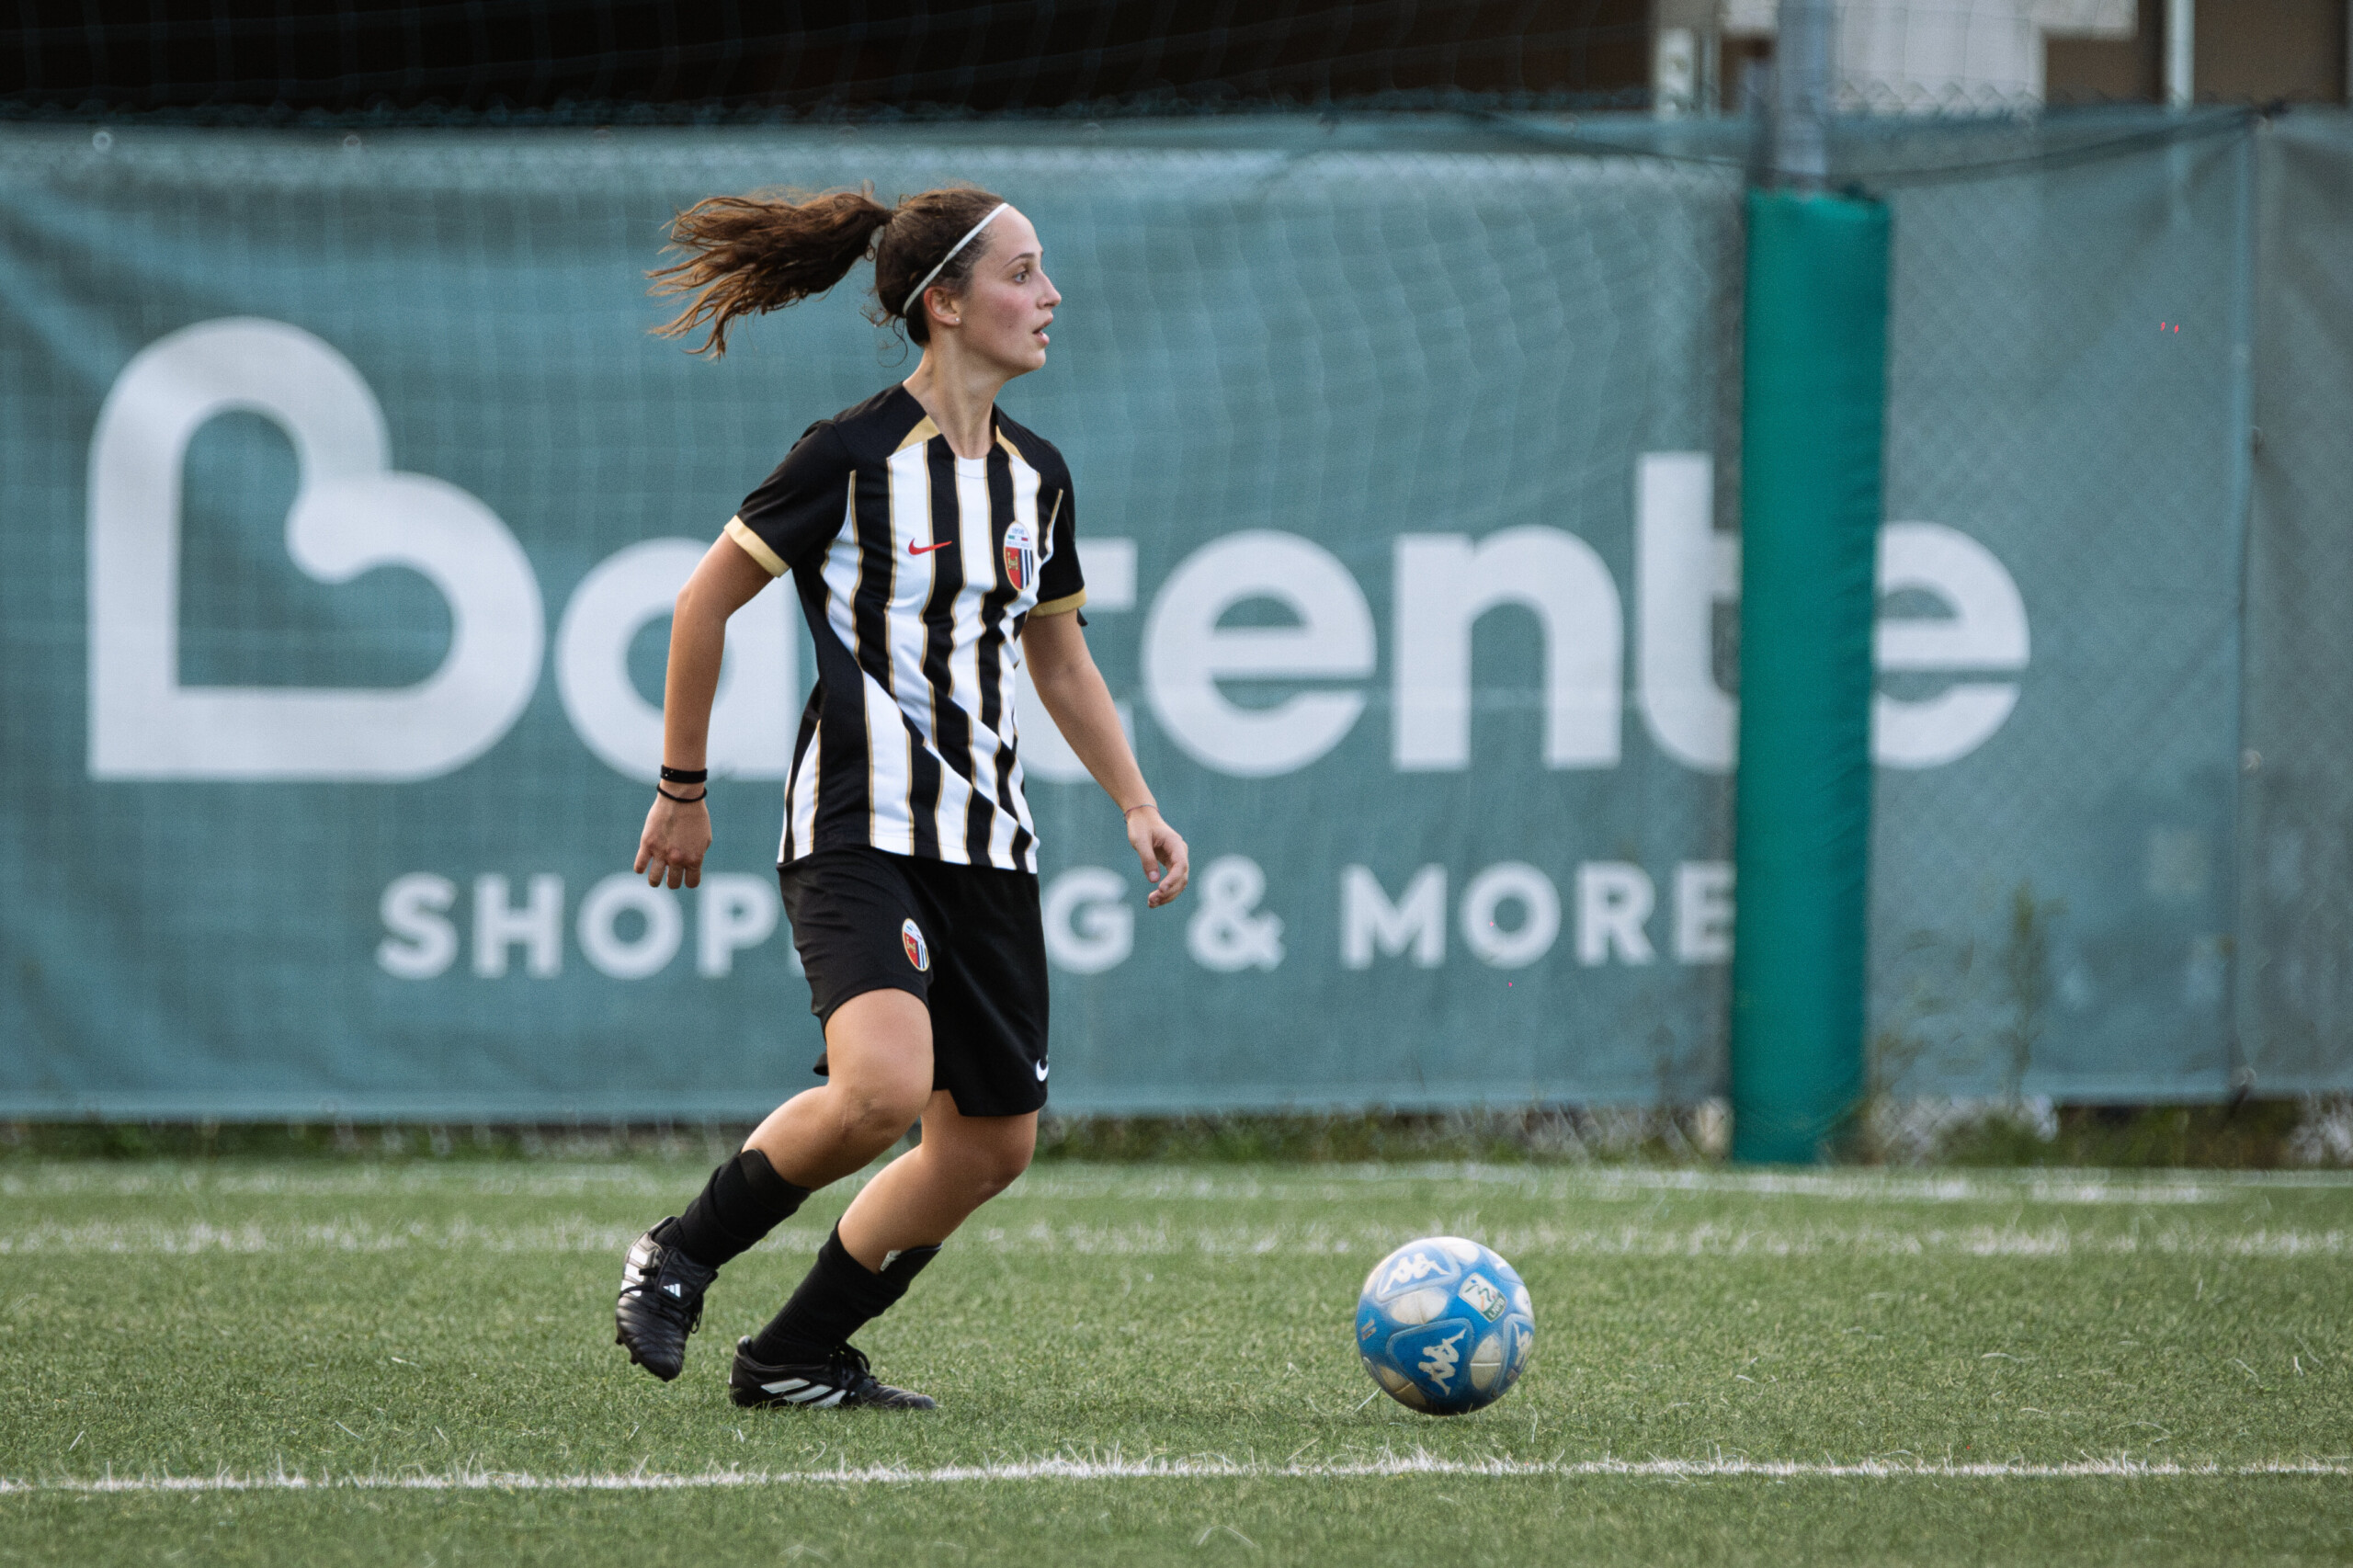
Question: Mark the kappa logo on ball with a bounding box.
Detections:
[1460,1272,1509,1323]
[1002,519,1035,594]
[1383,1252,1445,1291]
[901,919,930,972]
[1418,1327,1467,1391]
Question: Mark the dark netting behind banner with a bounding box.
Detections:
[0,108,2347,1118]
[0,2,1649,120]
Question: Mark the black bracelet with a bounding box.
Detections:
[655,785,709,804]
[659,765,709,785]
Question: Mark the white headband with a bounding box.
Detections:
[900,202,1010,318]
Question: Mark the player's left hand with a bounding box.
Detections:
[635,790,710,890]
[1127,807,1189,908]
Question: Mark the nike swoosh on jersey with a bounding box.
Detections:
[1034,1060,1049,1080]
[908,539,953,556]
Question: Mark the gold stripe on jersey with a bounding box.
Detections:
[896,415,942,453]
[725,516,787,577]
[1031,588,1088,617]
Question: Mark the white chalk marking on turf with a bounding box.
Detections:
[1010,1166,2353,1206]
[4,1219,2347,1259]
[4,1457,2347,1495]
[10,1163,2351,1206]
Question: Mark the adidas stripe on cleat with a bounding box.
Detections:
[728,1339,938,1410]
[613,1221,717,1382]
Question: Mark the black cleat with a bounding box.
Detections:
[614,1221,717,1382]
[728,1339,938,1410]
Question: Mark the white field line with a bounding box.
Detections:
[3,1455,2348,1496]
[0,1168,770,1202]
[1011,1166,2353,1205]
[1010,1170,2265,1206]
[4,1218,2349,1259]
[9,1164,2351,1205]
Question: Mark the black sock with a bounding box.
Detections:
[665,1149,811,1269]
[745,1226,941,1365]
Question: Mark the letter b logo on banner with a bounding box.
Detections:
[87,318,544,779]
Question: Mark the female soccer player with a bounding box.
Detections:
[612,186,1188,1411]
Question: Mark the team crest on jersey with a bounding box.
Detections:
[901,919,929,972]
[1002,518,1036,594]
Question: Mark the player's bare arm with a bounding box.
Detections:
[1022,608,1189,907]
[632,534,770,891]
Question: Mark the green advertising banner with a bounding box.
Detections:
[0,114,2334,1119]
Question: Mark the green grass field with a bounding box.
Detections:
[2,1159,2348,1565]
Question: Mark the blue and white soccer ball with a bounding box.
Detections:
[1356,1236,1536,1415]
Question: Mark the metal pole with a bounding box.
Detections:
[1772,0,1834,186]
[2165,0,2195,108]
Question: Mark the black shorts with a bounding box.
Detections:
[778,846,1050,1118]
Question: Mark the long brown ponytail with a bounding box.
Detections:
[652,183,1007,357]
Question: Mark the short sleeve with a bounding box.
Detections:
[724,422,852,577]
[1029,461,1086,616]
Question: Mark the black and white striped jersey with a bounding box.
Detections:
[723,385,1086,873]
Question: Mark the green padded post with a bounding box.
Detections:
[1730,188,1892,1164]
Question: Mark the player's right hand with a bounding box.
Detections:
[635,793,712,889]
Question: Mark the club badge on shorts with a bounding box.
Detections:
[901,918,930,972]
[1002,518,1035,594]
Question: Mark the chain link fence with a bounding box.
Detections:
[1861,112,2253,1102]
[2239,112,2353,1096]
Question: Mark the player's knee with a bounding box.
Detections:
[954,1131,1034,1196]
[835,1081,926,1145]
[986,1141,1034,1193]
